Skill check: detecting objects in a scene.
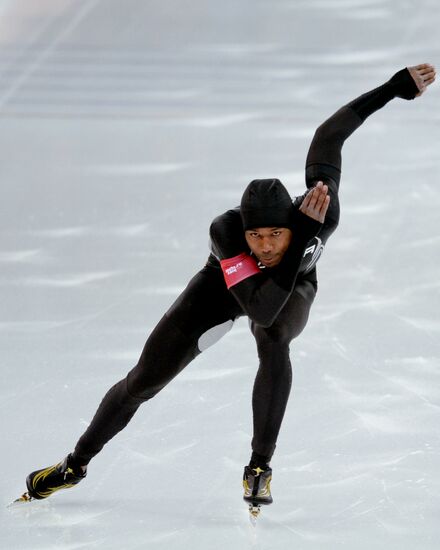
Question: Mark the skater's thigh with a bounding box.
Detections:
[127,267,242,397]
[165,265,243,348]
[251,278,317,345]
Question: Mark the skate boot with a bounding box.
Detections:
[25,453,87,501]
[243,464,273,520]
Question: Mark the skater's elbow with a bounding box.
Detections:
[311,122,344,148]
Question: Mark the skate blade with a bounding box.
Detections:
[248,503,261,525]
[7,492,34,508]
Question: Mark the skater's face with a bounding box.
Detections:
[245,227,292,268]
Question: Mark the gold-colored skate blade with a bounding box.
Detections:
[7,492,34,508]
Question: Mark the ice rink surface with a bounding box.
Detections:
[1,1,439,548]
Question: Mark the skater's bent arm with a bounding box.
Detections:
[210,210,322,328]
[302,106,362,241]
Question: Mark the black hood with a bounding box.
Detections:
[240,178,294,231]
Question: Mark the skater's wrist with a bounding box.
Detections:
[387,68,419,100]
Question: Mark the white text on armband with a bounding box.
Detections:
[220,253,261,289]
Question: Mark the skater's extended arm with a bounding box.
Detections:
[302,64,435,243]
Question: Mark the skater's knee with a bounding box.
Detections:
[108,376,147,404]
[126,364,187,400]
[252,325,292,359]
[126,369,164,401]
[252,322,292,347]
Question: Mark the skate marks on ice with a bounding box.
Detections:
[275,333,440,545]
[6,497,123,549]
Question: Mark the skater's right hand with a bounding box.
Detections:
[299,181,330,223]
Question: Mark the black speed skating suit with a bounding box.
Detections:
[71,68,419,466]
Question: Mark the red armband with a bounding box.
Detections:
[220,253,261,289]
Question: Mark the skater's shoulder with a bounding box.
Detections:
[209,206,243,241]
[210,206,241,227]
[209,207,248,260]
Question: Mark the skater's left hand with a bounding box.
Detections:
[407,63,436,97]
[299,181,330,223]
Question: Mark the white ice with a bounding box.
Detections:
[1,1,439,549]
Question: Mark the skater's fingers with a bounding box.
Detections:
[413,63,432,71]
[307,190,319,210]
[424,72,436,81]
[418,64,435,74]
[299,182,329,222]
[301,182,322,209]
[313,192,330,222]
[412,65,436,88]
[299,191,314,213]
[415,70,436,96]
[421,71,436,82]
[320,194,331,218]
[408,64,434,82]
[314,184,329,211]
[304,194,329,223]
[300,191,312,209]
[415,73,435,93]
[307,185,324,210]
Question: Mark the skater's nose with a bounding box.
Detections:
[261,237,273,254]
